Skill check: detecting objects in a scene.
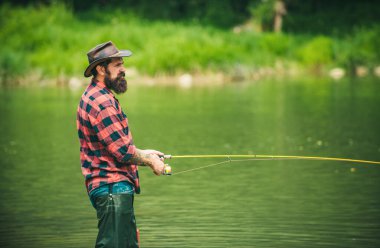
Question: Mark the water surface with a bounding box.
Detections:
[0,78,379,247]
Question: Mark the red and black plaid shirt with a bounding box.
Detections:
[77,80,140,194]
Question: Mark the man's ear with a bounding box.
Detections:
[96,65,106,76]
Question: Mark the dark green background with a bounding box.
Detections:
[3,0,379,32]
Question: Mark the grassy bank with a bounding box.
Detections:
[1,3,379,85]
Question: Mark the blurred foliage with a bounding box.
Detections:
[3,0,379,32]
[0,3,296,78]
[334,27,380,71]
[284,0,380,35]
[249,0,276,32]
[297,36,334,67]
[0,1,379,82]
[4,0,251,29]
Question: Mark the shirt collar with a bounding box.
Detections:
[91,78,112,94]
[91,78,120,102]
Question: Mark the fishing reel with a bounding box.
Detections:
[162,154,172,175]
[163,164,172,175]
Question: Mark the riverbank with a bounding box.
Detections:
[9,64,380,91]
[1,3,379,87]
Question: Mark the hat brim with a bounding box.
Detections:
[84,50,132,77]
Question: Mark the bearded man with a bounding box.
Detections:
[77,41,165,248]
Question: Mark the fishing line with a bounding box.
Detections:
[172,157,301,175]
[172,157,311,175]
[173,160,231,175]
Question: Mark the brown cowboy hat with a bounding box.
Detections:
[84,41,132,77]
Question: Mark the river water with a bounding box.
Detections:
[0,78,379,247]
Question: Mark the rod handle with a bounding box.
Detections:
[160,154,172,159]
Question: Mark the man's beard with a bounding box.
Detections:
[104,70,127,94]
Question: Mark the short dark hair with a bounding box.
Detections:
[91,59,112,77]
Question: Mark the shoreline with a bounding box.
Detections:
[2,65,379,89]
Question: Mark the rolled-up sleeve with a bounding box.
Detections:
[89,105,136,163]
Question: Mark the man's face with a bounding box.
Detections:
[104,58,127,94]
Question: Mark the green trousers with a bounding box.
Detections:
[94,192,139,248]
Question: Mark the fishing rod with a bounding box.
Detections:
[161,154,380,175]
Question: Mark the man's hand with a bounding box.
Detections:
[143,150,165,161]
[131,148,165,175]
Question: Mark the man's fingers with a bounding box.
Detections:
[156,150,164,155]
[150,159,165,176]
[153,167,163,176]
[145,149,164,156]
